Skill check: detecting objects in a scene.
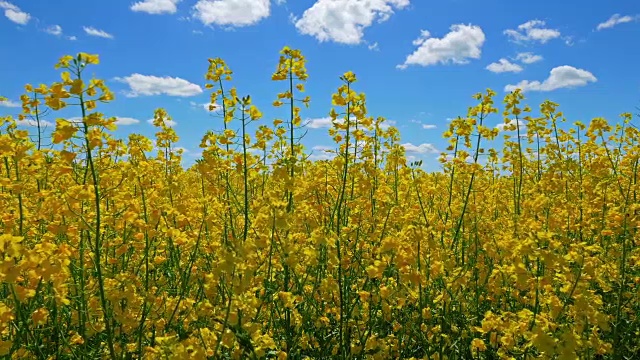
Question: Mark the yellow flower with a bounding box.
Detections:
[471,338,487,352]
[342,71,357,83]
[79,52,100,64]
[0,340,11,356]
[55,55,74,69]
[52,118,77,143]
[249,105,262,120]
[31,308,49,326]
[70,333,85,345]
[69,79,84,95]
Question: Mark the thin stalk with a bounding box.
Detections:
[76,65,117,359]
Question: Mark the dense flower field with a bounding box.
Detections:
[0,48,639,359]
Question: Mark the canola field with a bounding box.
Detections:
[0,48,639,359]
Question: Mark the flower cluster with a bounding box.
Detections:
[0,48,638,359]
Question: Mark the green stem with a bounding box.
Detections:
[76,65,117,359]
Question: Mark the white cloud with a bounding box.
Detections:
[173,146,189,153]
[596,14,638,31]
[308,154,334,161]
[67,116,140,126]
[495,119,526,132]
[45,25,63,36]
[504,20,560,44]
[308,145,335,161]
[307,117,337,129]
[293,0,409,44]
[203,102,220,111]
[16,119,54,127]
[515,52,543,64]
[147,118,177,127]
[114,117,141,125]
[563,36,574,46]
[43,25,76,40]
[0,1,30,25]
[205,103,220,111]
[380,119,396,129]
[486,58,523,73]
[114,74,203,97]
[421,124,436,129]
[83,26,114,39]
[190,101,220,111]
[505,65,597,93]
[0,98,20,107]
[193,0,270,27]
[312,145,333,151]
[305,116,394,129]
[368,42,380,51]
[131,0,181,14]
[402,142,439,154]
[397,24,485,69]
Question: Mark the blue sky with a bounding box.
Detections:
[1,0,639,169]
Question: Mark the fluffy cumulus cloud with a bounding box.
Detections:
[16,119,54,127]
[486,58,523,73]
[65,116,139,127]
[505,65,597,93]
[402,143,439,154]
[379,120,396,129]
[515,52,543,64]
[294,0,409,44]
[204,103,220,111]
[114,74,203,97]
[190,101,220,111]
[596,14,639,30]
[308,145,335,161]
[83,26,114,39]
[114,117,141,125]
[193,0,270,27]
[131,0,181,14]
[306,117,335,129]
[44,25,76,40]
[504,20,560,44]
[397,24,485,69]
[0,1,30,24]
[45,25,63,36]
[0,98,20,107]
[305,116,396,130]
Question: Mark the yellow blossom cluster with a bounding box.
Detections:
[0,47,638,360]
